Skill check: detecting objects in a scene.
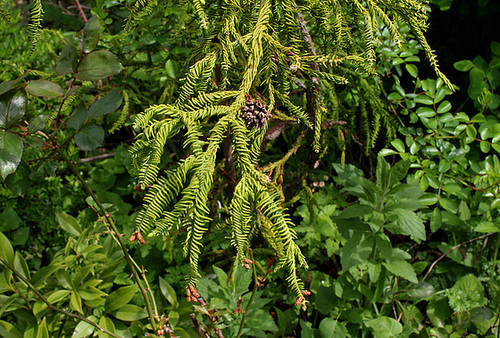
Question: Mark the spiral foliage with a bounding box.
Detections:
[130,0,451,304]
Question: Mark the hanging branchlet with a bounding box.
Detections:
[130,0,453,306]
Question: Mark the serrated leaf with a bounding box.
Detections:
[0,131,23,179]
[88,90,122,118]
[55,212,81,236]
[383,260,418,283]
[388,210,426,242]
[365,316,403,337]
[74,124,104,151]
[76,50,123,81]
[27,80,63,98]
[0,90,27,129]
[105,284,138,312]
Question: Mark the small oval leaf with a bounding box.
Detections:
[27,80,63,98]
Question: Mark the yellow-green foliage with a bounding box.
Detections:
[130,0,451,305]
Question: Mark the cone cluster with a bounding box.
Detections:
[240,99,271,129]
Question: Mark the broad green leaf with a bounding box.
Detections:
[76,50,123,81]
[388,210,426,242]
[430,207,442,232]
[0,206,21,232]
[416,106,435,118]
[469,67,485,87]
[405,64,418,78]
[165,59,178,79]
[88,90,122,118]
[338,233,371,270]
[66,16,100,53]
[159,277,178,308]
[387,92,402,100]
[365,316,403,338]
[454,60,474,72]
[0,90,27,128]
[0,320,22,338]
[72,317,96,338]
[213,265,229,286]
[480,140,491,153]
[112,304,148,321]
[27,80,63,98]
[414,95,433,105]
[0,232,14,265]
[447,274,486,312]
[436,100,451,114]
[470,307,493,323]
[438,198,458,214]
[319,318,347,338]
[315,286,336,315]
[407,282,435,299]
[31,264,63,288]
[74,124,104,151]
[98,317,115,338]
[299,319,314,338]
[55,212,82,236]
[70,291,83,314]
[36,318,49,338]
[28,114,49,134]
[491,41,500,56]
[0,131,23,179]
[474,221,500,233]
[378,148,397,157]
[67,105,88,130]
[56,44,78,75]
[47,290,71,304]
[0,73,27,96]
[383,260,418,284]
[391,139,405,152]
[105,284,138,312]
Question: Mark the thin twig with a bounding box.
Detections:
[236,249,258,338]
[0,256,120,338]
[74,0,87,22]
[78,152,116,163]
[421,232,495,281]
[56,148,158,333]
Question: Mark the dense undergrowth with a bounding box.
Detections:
[1,0,500,337]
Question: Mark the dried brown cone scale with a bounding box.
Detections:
[240,98,271,129]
